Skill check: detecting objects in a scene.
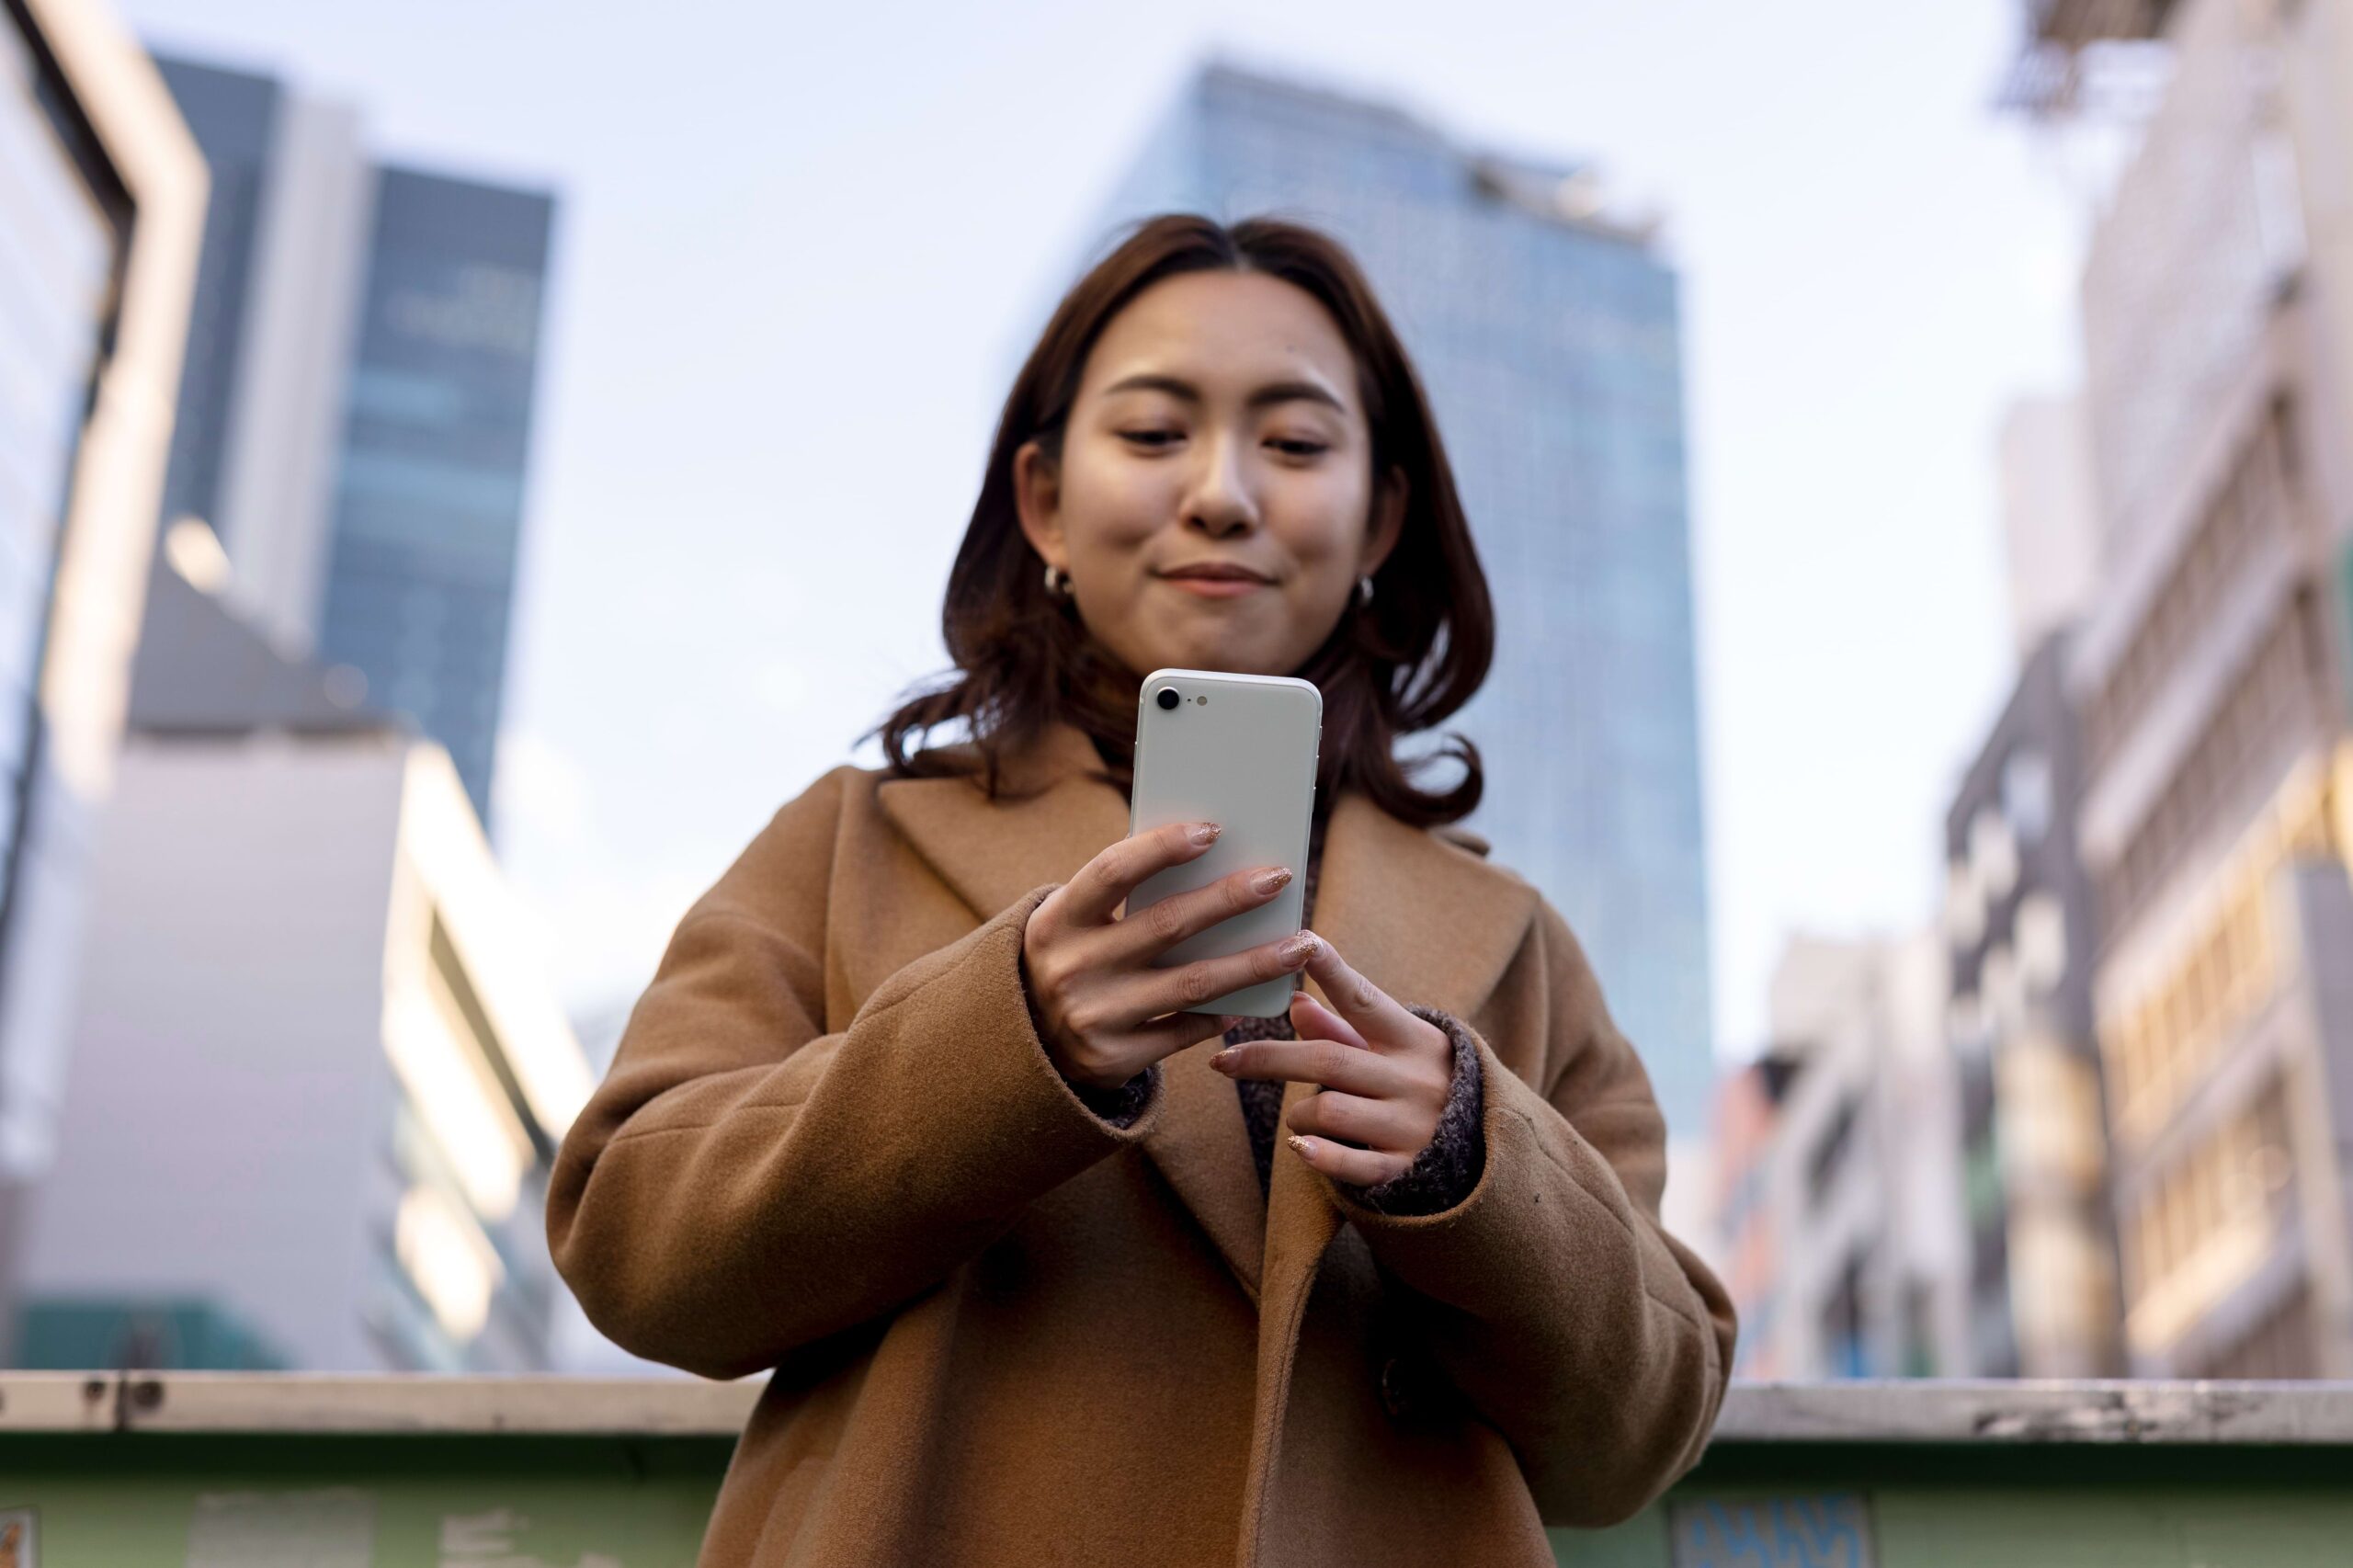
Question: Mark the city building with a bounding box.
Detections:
[153,56,369,664]
[0,0,204,1347]
[1713,934,1967,1379]
[1711,1047,1800,1378]
[2027,0,2353,1375]
[1086,63,1715,1169]
[1997,395,2100,661]
[149,55,555,833]
[1941,630,2120,1377]
[16,535,591,1370]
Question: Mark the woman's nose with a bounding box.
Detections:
[1183,437,1259,538]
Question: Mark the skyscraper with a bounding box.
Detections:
[0,0,204,1348]
[314,167,553,830]
[150,56,553,832]
[1090,63,1713,1140]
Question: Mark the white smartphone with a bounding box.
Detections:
[1125,668,1323,1018]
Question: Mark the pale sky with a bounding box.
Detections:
[121,0,2090,1068]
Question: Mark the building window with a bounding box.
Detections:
[2015,892,2068,995]
[2002,749,2053,845]
[2121,1086,2291,1359]
[1807,1095,1859,1212]
[2086,398,2299,786]
[1972,807,2019,903]
[1944,859,1985,948]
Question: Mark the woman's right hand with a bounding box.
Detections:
[1021,819,1318,1091]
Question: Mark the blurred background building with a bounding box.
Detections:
[1713,0,2353,1385]
[16,540,592,1371]
[0,0,581,1372]
[1711,934,1965,1380]
[0,0,203,1349]
[1997,395,2099,664]
[1088,63,1716,1201]
[1942,628,2120,1378]
[148,53,554,835]
[2024,0,2353,1379]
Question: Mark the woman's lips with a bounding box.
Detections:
[1162,574,1265,598]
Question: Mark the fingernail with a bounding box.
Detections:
[1210,1048,1238,1072]
[1254,866,1293,895]
[1192,822,1222,846]
[1288,1135,1315,1159]
[1281,931,1318,966]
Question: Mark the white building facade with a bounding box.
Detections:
[19,559,589,1370]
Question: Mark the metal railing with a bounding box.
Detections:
[4,1374,2350,1565]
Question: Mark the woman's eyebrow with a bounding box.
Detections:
[1100,371,1346,414]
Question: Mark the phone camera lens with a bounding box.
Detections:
[1155,688,1180,710]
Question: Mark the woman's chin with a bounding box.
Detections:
[1124,611,1290,676]
[1140,644,1279,676]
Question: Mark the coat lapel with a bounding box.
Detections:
[1242,790,1540,1562]
[1303,789,1541,1025]
[872,721,1540,1311]
[1245,777,1540,1369]
[872,724,1131,923]
[872,726,1270,1294]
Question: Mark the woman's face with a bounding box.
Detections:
[1014,269,1405,680]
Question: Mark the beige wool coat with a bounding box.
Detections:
[548,722,1735,1567]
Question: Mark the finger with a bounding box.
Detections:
[1211,1038,1401,1097]
[1124,930,1314,1020]
[1294,931,1421,1051]
[1108,860,1294,962]
[1289,991,1373,1052]
[1129,1011,1230,1062]
[1287,1134,1411,1187]
[1058,819,1222,927]
[1286,1089,1426,1153]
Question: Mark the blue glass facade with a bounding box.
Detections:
[1095,67,1714,1137]
[150,56,552,835]
[152,59,278,538]
[315,168,551,832]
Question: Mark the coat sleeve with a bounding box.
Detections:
[1335,899,1736,1527]
[545,767,1162,1381]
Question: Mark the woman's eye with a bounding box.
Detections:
[1120,429,1180,448]
[1270,438,1329,457]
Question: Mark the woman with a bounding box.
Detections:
[549,214,1733,1567]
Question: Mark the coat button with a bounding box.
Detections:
[1378,1356,1411,1418]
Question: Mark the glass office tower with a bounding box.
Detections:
[1094,64,1713,1137]
[314,168,553,832]
[151,58,277,541]
[152,57,553,834]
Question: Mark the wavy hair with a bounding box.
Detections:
[868,212,1494,826]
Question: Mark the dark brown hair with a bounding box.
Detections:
[868,212,1495,826]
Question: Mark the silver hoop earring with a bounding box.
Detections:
[1356,574,1375,608]
[1044,563,1074,599]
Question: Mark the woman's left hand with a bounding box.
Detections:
[1208,931,1455,1187]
